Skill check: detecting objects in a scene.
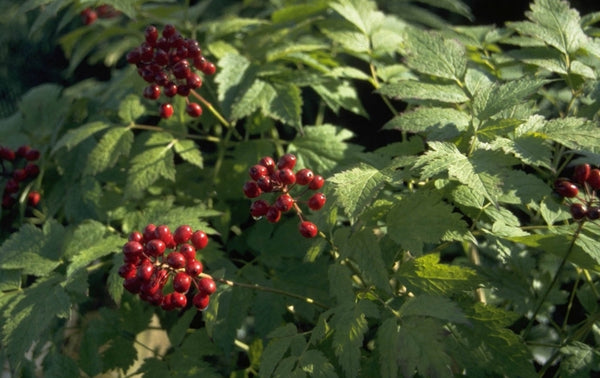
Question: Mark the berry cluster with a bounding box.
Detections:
[243,154,326,238]
[80,4,120,25]
[554,163,600,221]
[118,224,217,311]
[126,24,216,119]
[1,145,41,209]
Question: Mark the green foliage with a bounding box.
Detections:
[1,0,600,376]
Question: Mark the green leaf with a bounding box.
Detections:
[376,318,400,378]
[106,253,124,304]
[272,0,329,23]
[84,126,134,175]
[215,53,254,119]
[51,121,111,154]
[329,163,390,221]
[230,79,268,120]
[328,264,355,305]
[403,28,467,81]
[383,107,469,141]
[125,132,176,198]
[473,78,546,120]
[492,136,553,169]
[397,253,482,295]
[540,117,600,153]
[1,274,70,369]
[560,341,600,377]
[263,81,303,129]
[118,94,145,124]
[400,295,469,324]
[311,79,367,117]
[318,19,370,53]
[174,139,203,168]
[298,349,338,378]
[330,0,384,36]
[331,303,372,378]
[378,81,469,104]
[259,323,298,377]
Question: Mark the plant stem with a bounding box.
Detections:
[522,221,585,339]
[189,89,231,128]
[214,276,330,310]
[132,123,221,143]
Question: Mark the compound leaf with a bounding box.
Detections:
[473,78,546,120]
[378,81,469,104]
[174,139,203,168]
[84,126,134,175]
[384,107,470,141]
[52,121,111,153]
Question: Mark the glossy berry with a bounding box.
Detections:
[164,83,178,97]
[146,239,166,257]
[198,277,217,295]
[174,225,193,244]
[587,206,600,220]
[27,191,41,207]
[25,149,40,161]
[185,102,202,117]
[154,225,173,245]
[24,164,40,178]
[137,259,155,281]
[191,230,208,250]
[277,153,297,170]
[167,252,186,269]
[159,103,174,119]
[296,168,314,185]
[173,272,192,293]
[123,276,142,293]
[266,206,281,223]
[193,293,210,310]
[257,176,274,192]
[80,8,97,25]
[573,164,591,184]
[143,84,161,100]
[145,25,159,44]
[202,61,217,75]
[162,24,177,38]
[250,199,270,217]
[172,292,187,308]
[118,263,137,279]
[243,181,262,198]
[123,241,144,258]
[308,193,326,210]
[186,259,203,276]
[309,175,325,190]
[143,224,157,242]
[587,169,600,190]
[0,146,15,161]
[129,231,143,243]
[179,244,196,261]
[249,164,268,180]
[570,203,587,220]
[554,179,578,198]
[278,168,296,185]
[299,221,318,238]
[12,169,27,182]
[259,156,276,173]
[275,194,294,212]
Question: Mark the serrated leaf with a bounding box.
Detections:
[230,79,268,120]
[376,318,399,378]
[318,19,371,53]
[260,323,298,377]
[174,139,203,168]
[331,303,370,378]
[65,221,122,277]
[397,253,482,295]
[215,53,255,119]
[329,163,389,221]
[311,79,367,117]
[400,295,469,324]
[328,263,355,305]
[560,341,599,377]
[404,28,466,81]
[540,117,600,153]
[383,107,469,141]
[118,94,145,123]
[298,349,338,378]
[51,121,111,153]
[262,81,303,129]
[106,253,124,304]
[84,127,134,175]
[492,136,553,169]
[272,0,328,23]
[125,132,176,198]
[378,81,469,104]
[288,124,363,175]
[473,78,546,120]
[330,0,384,36]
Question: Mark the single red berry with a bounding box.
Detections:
[166,251,186,269]
[587,169,600,190]
[145,25,159,45]
[259,156,276,173]
[139,42,154,62]
[16,145,30,158]
[123,276,142,293]
[309,175,325,190]
[137,259,155,281]
[277,153,297,170]
[24,149,40,161]
[4,179,19,194]
[191,230,208,250]
[570,203,587,220]
[186,102,202,117]
[243,181,262,198]
[177,85,191,97]
[179,244,196,261]
[2,195,15,209]
[587,206,600,220]
[80,8,97,25]
[172,60,191,79]
[185,259,203,276]
[193,293,210,310]
[554,179,578,198]
[198,277,217,295]
[250,199,270,218]
[161,293,176,311]
[172,292,188,308]
[141,276,164,297]
[154,49,169,66]
[154,224,172,242]
[126,48,142,64]
[143,84,161,100]
[249,164,268,181]
[159,103,174,119]
[12,169,27,182]
[275,194,294,212]
[162,24,177,38]
[24,163,40,178]
[163,83,178,97]
[299,221,318,238]
[143,224,157,242]
[173,272,192,293]
[202,61,217,75]
[257,176,274,192]
[266,206,281,223]
[129,231,143,243]
[27,191,41,207]
[174,225,193,244]
[296,168,314,185]
[118,263,137,279]
[146,239,167,257]
[123,241,144,258]
[277,168,296,185]
[0,146,15,161]
[308,193,326,210]
[573,164,591,184]
[193,56,207,71]
[186,39,201,57]
[187,73,202,89]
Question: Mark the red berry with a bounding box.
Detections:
[259,156,276,173]
[154,49,169,66]
[166,252,186,269]
[191,230,208,250]
[162,24,177,38]
[243,181,262,198]
[275,194,294,212]
[4,179,19,194]
[24,163,40,178]
[12,169,27,182]
[296,168,314,185]
[143,84,161,100]
[159,103,174,119]
[146,239,166,257]
[145,25,159,44]
[186,102,202,117]
[202,61,217,75]
[277,153,297,170]
[137,259,155,281]
[163,83,178,97]
[16,145,30,157]
[198,277,217,295]
[573,164,591,184]
[570,203,587,220]
[193,56,207,71]
[277,168,296,185]
[309,175,325,190]
[126,48,142,64]
[161,293,176,311]
[587,169,600,190]
[177,85,191,97]
[118,263,137,279]
[154,224,172,242]
[174,225,193,244]
[308,192,326,210]
[554,179,578,198]
[172,60,191,79]
[193,293,210,310]
[587,206,600,220]
[80,8,97,25]
[266,206,281,223]
[250,199,270,217]
[143,224,157,242]
[299,221,318,238]
[179,244,196,261]
[25,149,40,161]
[173,272,192,293]
[27,191,41,207]
[249,164,268,180]
[129,231,143,242]
[257,176,274,192]
[123,276,142,293]
[186,39,201,57]
[123,241,144,258]
[172,292,187,308]
[185,259,203,276]
[0,146,15,161]
[187,73,202,89]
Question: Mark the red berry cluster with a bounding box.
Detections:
[243,154,326,238]
[80,4,120,25]
[126,24,216,119]
[554,163,600,221]
[118,224,217,311]
[1,145,41,209]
